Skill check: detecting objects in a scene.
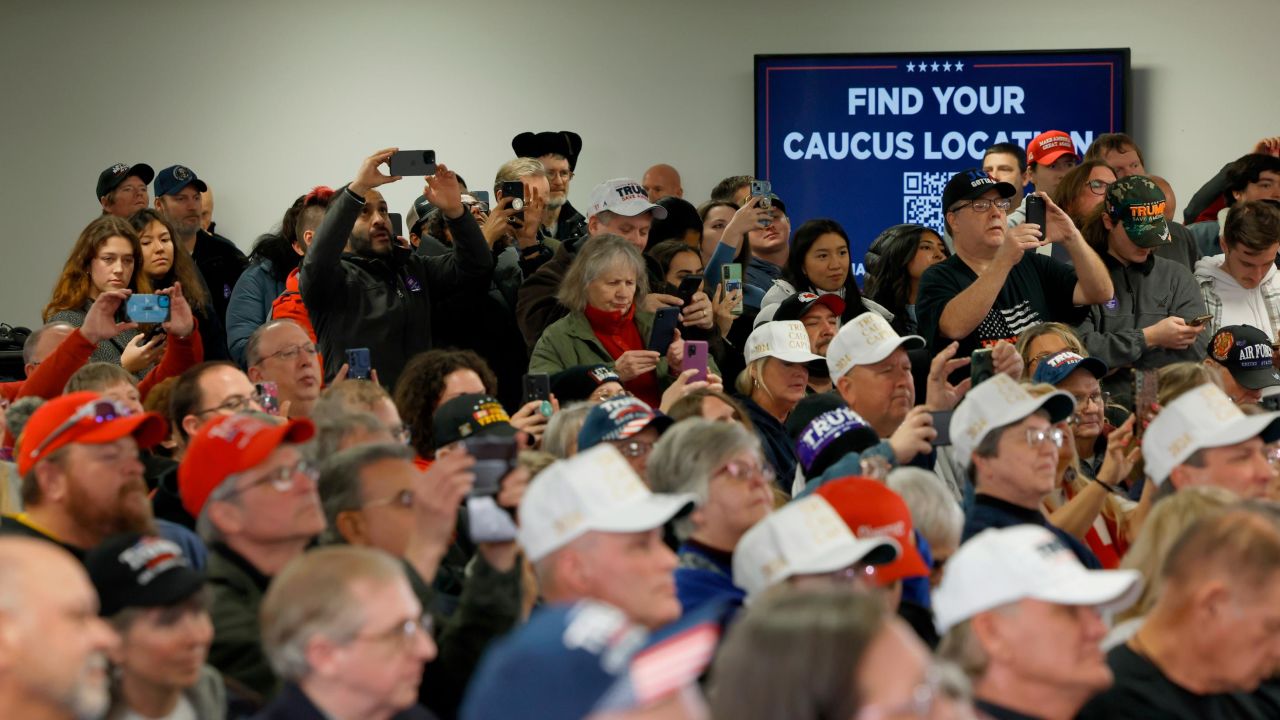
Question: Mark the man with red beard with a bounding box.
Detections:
[247,320,323,419]
[0,392,168,558]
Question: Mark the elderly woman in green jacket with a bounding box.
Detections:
[529,234,718,407]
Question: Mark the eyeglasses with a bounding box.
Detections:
[949,198,1012,214]
[353,614,434,651]
[611,439,654,459]
[855,664,941,720]
[193,389,270,417]
[364,488,414,510]
[257,343,318,364]
[1026,427,1067,449]
[221,460,318,499]
[590,387,632,403]
[545,170,575,181]
[715,459,775,486]
[28,399,133,460]
[1072,391,1111,409]
[1087,179,1113,195]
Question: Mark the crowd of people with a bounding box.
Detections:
[2,127,1280,720]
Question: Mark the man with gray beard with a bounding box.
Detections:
[512,131,587,241]
[0,537,120,720]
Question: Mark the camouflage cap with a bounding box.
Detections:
[1106,175,1170,248]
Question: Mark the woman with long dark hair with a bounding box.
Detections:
[130,209,218,361]
[762,218,895,324]
[864,223,950,335]
[225,193,306,366]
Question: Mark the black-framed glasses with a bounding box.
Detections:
[950,198,1012,214]
[28,399,133,460]
[221,460,318,499]
[1087,179,1113,195]
[545,170,575,181]
[193,390,268,417]
[257,343,318,365]
[353,613,434,650]
[1072,391,1111,410]
[363,488,414,510]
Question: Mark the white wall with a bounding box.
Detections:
[2,0,1277,327]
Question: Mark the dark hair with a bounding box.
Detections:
[249,195,305,284]
[1084,133,1144,167]
[710,175,752,203]
[784,219,863,316]
[168,361,240,443]
[1225,154,1280,206]
[646,196,702,252]
[1080,202,1112,256]
[393,349,498,458]
[983,142,1028,174]
[645,239,703,295]
[1050,160,1114,226]
[698,200,752,266]
[863,224,947,333]
[1224,200,1280,253]
[128,209,210,310]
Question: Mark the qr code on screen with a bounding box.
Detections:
[902,171,950,232]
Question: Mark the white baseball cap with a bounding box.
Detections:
[950,374,1075,468]
[587,178,668,219]
[1142,383,1280,485]
[826,312,924,380]
[744,321,824,365]
[933,525,1143,634]
[517,445,695,562]
[732,495,900,601]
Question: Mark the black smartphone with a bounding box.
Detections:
[471,190,491,207]
[522,373,551,405]
[140,324,167,344]
[1025,194,1046,232]
[345,348,371,380]
[388,212,403,239]
[970,348,995,386]
[500,180,525,225]
[1187,314,1213,327]
[463,435,518,497]
[675,275,703,308]
[929,410,954,446]
[388,150,437,176]
[648,307,681,353]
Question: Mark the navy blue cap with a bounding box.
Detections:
[459,599,722,720]
[154,165,208,197]
[1032,351,1109,386]
[577,396,673,452]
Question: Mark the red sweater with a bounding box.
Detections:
[584,304,660,407]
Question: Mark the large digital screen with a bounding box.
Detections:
[755,49,1129,277]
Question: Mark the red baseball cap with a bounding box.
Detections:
[18,392,167,476]
[815,477,930,585]
[177,413,315,518]
[1026,130,1078,167]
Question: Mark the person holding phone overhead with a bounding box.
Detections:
[300,148,494,389]
[528,235,718,408]
[1074,177,1210,408]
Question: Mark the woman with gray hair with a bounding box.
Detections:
[541,401,593,458]
[887,466,965,587]
[646,418,774,613]
[529,234,712,407]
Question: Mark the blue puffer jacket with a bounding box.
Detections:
[226,259,286,367]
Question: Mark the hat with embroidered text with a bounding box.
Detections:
[177,413,315,518]
[732,494,899,600]
[1026,130,1079,167]
[86,533,205,618]
[933,525,1142,634]
[795,407,881,479]
[1106,176,1171,248]
[815,477,931,585]
[745,320,825,366]
[96,163,155,199]
[154,165,208,197]
[550,364,623,404]
[433,393,517,448]
[517,445,695,562]
[950,374,1075,468]
[826,312,925,380]
[18,392,167,476]
[577,396,673,452]
[587,178,668,220]
[941,168,1016,211]
[1207,325,1280,391]
[1142,383,1280,485]
[1031,351,1109,386]
[754,292,845,329]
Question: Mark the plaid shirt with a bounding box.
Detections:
[1199,271,1280,340]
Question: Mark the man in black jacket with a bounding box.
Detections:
[300,149,494,388]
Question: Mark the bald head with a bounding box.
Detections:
[1150,175,1177,222]
[23,322,74,377]
[0,538,117,718]
[642,164,683,202]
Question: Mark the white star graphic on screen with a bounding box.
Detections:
[943,62,952,71]
[906,62,915,72]
[930,61,940,72]
[955,61,965,71]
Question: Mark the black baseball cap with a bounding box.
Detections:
[154,165,208,197]
[433,393,517,448]
[85,533,205,617]
[550,365,622,403]
[1208,325,1280,390]
[96,163,155,199]
[942,168,1016,212]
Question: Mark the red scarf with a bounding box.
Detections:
[584,304,660,407]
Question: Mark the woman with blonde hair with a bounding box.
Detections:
[1015,322,1086,377]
